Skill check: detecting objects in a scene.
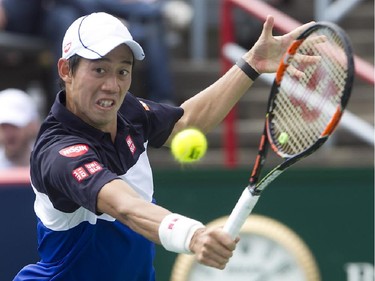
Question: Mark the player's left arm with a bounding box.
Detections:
[167,16,314,145]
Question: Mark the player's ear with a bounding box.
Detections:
[58,58,72,83]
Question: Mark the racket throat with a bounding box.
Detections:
[254,169,284,193]
[247,185,261,196]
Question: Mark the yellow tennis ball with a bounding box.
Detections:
[171,128,207,163]
[278,132,289,144]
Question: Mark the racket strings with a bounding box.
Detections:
[270,27,348,156]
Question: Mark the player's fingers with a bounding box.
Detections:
[201,237,236,260]
[311,37,347,66]
[306,34,327,45]
[195,246,233,270]
[193,228,236,269]
[286,65,306,79]
[260,15,275,38]
[211,241,235,259]
[289,21,316,39]
[294,52,321,64]
[197,257,227,270]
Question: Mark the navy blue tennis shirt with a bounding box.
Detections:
[14,91,183,281]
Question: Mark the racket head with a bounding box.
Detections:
[267,22,354,158]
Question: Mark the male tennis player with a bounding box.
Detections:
[13,12,313,280]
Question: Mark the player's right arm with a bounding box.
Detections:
[97,178,237,269]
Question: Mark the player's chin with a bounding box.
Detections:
[88,113,116,129]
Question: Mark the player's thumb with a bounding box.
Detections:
[260,15,275,38]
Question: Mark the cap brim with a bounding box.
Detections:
[124,40,145,61]
[76,36,145,60]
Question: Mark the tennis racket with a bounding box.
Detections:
[223,22,355,238]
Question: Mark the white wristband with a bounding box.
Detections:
[159,213,205,254]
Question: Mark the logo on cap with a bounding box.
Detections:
[63,42,72,54]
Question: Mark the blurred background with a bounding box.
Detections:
[0,0,373,280]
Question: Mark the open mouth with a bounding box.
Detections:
[97,99,114,108]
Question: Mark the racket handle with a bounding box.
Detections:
[223,187,260,239]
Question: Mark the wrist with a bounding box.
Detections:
[159,213,205,254]
[236,58,260,81]
[188,227,205,253]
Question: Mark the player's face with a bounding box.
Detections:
[65,44,133,134]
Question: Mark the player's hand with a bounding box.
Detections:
[246,15,315,74]
[189,227,239,269]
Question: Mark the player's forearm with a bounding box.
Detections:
[177,61,255,134]
[97,179,170,243]
[97,180,210,254]
[119,201,170,243]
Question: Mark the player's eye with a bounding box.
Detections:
[119,69,130,76]
[95,68,105,74]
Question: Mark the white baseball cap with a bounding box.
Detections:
[0,89,39,127]
[62,12,145,61]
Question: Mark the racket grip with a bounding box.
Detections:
[223,188,260,239]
